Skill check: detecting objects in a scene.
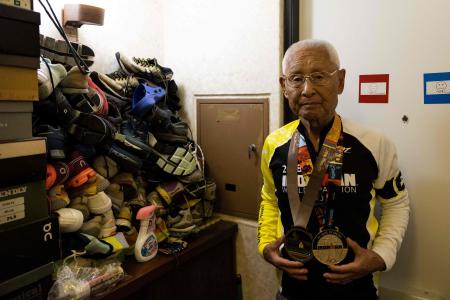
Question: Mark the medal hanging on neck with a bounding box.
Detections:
[284,115,344,263]
[312,185,348,265]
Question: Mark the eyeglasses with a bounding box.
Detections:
[283,70,339,88]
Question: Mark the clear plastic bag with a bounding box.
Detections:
[48,251,125,300]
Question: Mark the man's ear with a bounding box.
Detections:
[279,76,288,97]
[337,69,346,94]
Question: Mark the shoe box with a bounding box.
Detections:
[0,262,54,300]
[0,101,33,140]
[0,215,60,283]
[0,0,33,11]
[0,138,48,231]
[0,3,39,101]
[0,3,40,58]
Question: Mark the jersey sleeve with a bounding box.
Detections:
[372,135,410,271]
[257,136,281,256]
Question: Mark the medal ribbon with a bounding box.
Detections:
[287,114,342,229]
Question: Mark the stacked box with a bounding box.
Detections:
[0,3,40,140]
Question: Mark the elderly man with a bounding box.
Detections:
[257,39,409,300]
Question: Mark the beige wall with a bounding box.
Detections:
[301,1,450,299]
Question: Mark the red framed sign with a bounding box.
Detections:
[359,74,389,103]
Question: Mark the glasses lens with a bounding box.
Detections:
[310,72,327,85]
[287,74,304,87]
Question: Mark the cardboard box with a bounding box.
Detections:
[0,138,46,187]
[0,3,40,57]
[0,138,47,231]
[0,263,54,300]
[0,0,33,11]
[0,65,38,101]
[0,101,33,140]
[0,215,60,283]
[0,53,39,69]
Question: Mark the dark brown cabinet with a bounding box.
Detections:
[96,220,238,300]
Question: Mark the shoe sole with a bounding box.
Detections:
[40,34,95,67]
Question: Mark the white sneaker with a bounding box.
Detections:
[55,208,83,233]
[88,191,112,214]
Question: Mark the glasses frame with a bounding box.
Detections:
[283,69,340,88]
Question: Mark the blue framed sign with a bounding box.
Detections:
[424,72,450,104]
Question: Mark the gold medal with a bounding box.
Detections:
[284,227,314,262]
[312,228,348,265]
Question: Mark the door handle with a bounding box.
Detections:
[248,144,257,159]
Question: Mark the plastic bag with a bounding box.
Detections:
[48,251,125,300]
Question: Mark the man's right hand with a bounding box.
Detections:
[263,236,309,281]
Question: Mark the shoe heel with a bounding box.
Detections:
[67,168,97,188]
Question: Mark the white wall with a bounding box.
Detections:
[37,0,164,74]
[162,0,283,137]
[301,1,450,299]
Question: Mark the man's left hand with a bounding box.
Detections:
[323,237,386,284]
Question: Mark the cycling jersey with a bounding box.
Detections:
[257,116,409,299]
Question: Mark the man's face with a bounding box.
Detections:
[280,47,346,125]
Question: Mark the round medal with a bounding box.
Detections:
[284,227,314,262]
[312,228,348,265]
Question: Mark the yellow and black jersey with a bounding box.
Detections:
[257,116,409,299]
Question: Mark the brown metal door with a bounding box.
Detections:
[197,99,269,220]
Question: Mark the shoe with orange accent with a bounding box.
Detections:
[46,163,57,190]
[66,150,97,189]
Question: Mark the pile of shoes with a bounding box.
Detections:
[37,35,217,260]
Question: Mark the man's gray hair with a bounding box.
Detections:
[282,39,341,74]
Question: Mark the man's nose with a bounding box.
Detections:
[300,79,315,97]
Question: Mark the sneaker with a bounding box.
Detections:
[40,34,95,67]
[155,181,184,206]
[168,209,196,235]
[60,66,89,94]
[155,146,197,176]
[79,215,102,237]
[68,112,117,146]
[178,168,204,184]
[46,163,57,190]
[92,155,119,179]
[90,71,129,100]
[131,84,165,119]
[99,209,117,238]
[147,191,168,215]
[67,83,105,115]
[87,191,112,215]
[116,204,132,232]
[34,124,67,160]
[115,52,173,83]
[106,70,142,98]
[53,161,70,185]
[65,150,97,189]
[70,174,110,197]
[111,173,138,201]
[55,207,84,233]
[48,184,70,211]
[105,183,124,211]
[38,57,67,100]
[154,217,169,242]
[106,143,143,173]
[69,195,90,221]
